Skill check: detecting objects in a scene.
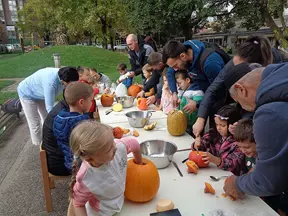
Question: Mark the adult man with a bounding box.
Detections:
[137,52,164,105]
[126,34,154,83]
[17,67,79,145]
[162,40,226,112]
[224,64,288,214]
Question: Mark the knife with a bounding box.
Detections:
[172,161,183,177]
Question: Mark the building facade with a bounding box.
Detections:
[0,0,24,44]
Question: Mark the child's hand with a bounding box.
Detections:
[153,106,162,111]
[116,80,120,84]
[104,88,110,94]
[202,152,221,165]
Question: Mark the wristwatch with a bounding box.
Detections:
[196,100,201,109]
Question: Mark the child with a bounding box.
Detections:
[77,66,99,117]
[67,120,142,216]
[154,67,173,114]
[234,118,256,172]
[90,68,112,93]
[142,64,157,97]
[234,119,288,216]
[53,82,94,173]
[116,63,133,89]
[175,70,204,136]
[192,105,245,176]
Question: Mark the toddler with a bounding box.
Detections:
[116,63,133,89]
[67,120,142,216]
[53,82,93,173]
[192,105,245,176]
[90,68,112,93]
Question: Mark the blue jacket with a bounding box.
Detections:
[167,40,225,93]
[17,67,63,113]
[236,63,288,196]
[53,109,90,172]
[121,77,133,89]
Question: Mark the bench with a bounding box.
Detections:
[0,111,21,142]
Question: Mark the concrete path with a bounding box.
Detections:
[0,116,69,216]
[0,78,24,92]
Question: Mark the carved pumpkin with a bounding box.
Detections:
[128,85,142,97]
[113,127,124,139]
[100,94,114,107]
[167,110,187,136]
[204,182,215,195]
[189,151,209,168]
[186,160,199,174]
[125,158,160,202]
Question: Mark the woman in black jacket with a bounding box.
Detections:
[193,35,273,137]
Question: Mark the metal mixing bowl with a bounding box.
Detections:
[125,111,152,128]
[140,140,178,169]
[116,96,135,108]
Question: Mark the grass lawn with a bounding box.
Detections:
[0,92,18,104]
[0,46,129,81]
[0,80,15,91]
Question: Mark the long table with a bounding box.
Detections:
[96,99,278,216]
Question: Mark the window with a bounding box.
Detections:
[8,31,16,38]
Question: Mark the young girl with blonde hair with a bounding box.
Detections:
[67,120,142,216]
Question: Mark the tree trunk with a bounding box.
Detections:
[88,32,92,46]
[108,20,114,51]
[100,17,108,49]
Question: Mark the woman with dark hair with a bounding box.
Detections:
[193,36,273,137]
[192,105,245,176]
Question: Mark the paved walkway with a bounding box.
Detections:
[0,115,68,216]
[0,78,24,92]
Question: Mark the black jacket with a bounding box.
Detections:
[128,44,154,78]
[143,70,162,99]
[42,100,69,175]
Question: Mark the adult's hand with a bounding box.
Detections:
[136,90,144,98]
[172,92,179,108]
[129,71,136,78]
[193,117,206,137]
[223,175,245,200]
[183,98,197,114]
[146,95,156,105]
[229,122,238,136]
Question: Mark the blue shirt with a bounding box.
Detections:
[17,67,63,113]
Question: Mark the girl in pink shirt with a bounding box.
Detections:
[154,69,174,114]
[67,120,142,216]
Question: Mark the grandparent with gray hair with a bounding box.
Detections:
[224,64,288,214]
[126,34,154,83]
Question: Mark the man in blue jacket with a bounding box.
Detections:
[162,40,225,112]
[225,64,288,214]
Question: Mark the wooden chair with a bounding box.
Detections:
[40,145,71,212]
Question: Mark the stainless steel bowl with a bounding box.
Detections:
[140,140,178,169]
[116,96,135,108]
[125,111,152,128]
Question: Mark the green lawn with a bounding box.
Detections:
[0,92,18,104]
[0,46,129,81]
[0,80,15,91]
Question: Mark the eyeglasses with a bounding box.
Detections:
[214,114,229,120]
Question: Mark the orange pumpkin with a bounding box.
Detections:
[189,151,209,168]
[100,94,114,107]
[167,110,187,136]
[128,85,142,97]
[186,160,199,174]
[125,158,160,202]
[113,127,124,139]
[204,182,215,195]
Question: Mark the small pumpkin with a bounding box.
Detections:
[204,182,215,195]
[128,84,142,97]
[125,158,160,202]
[189,151,209,168]
[113,103,123,112]
[167,110,187,136]
[133,130,139,137]
[100,94,114,107]
[186,160,199,174]
[113,127,124,139]
[121,128,130,134]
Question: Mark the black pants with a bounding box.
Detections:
[48,163,71,176]
[263,192,288,214]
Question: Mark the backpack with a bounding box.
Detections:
[0,98,22,117]
[198,41,231,73]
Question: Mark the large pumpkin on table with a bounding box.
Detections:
[128,85,142,97]
[100,94,114,107]
[125,158,160,202]
[167,110,187,136]
[189,151,209,168]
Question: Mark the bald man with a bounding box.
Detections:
[126,34,154,83]
[224,64,288,214]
